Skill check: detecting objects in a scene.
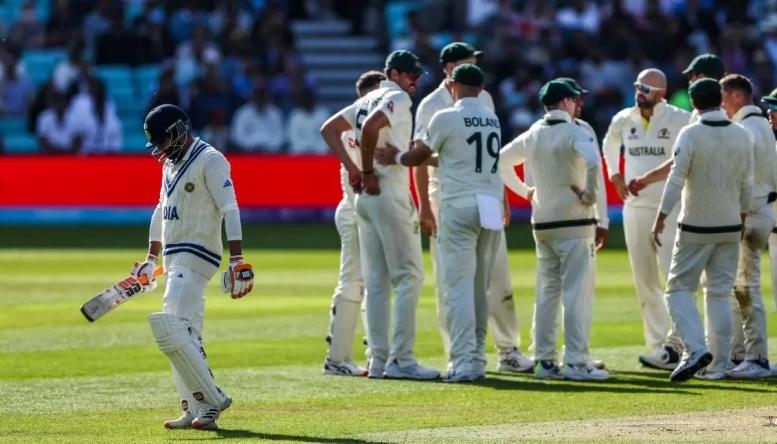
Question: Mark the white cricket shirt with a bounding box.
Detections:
[602,100,691,208]
[421,97,504,203]
[414,80,495,199]
[337,80,414,188]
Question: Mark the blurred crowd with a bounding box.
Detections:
[2,0,777,153]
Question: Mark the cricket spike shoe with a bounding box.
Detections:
[497,348,534,373]
[384,360,440,380]
[192,403,222,430]
[323,358,368,376]
[564,364,610,381]
[670,349,713,382]
[534,360,564,380]
[639,345,680,371]
[164,410,194,429]
[727,359,772,379]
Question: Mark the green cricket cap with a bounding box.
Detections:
[385,50,425,75]
[683,54,725,80]
[688,78,722,103]
[761,88,777,105]
[556,77,589,95]
[539,80,579,106]
[451,63,485,87]
[440,42,483,64]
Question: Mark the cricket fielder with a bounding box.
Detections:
[134,104,254,429]
[500,80,609,381]
[525,77,608,371]
[602,69,690,370]
[719,74,777,379]
[321,50,439,380]
[320,71,387,376]
[652,78,754,382]
[413,42,532,373]
[376,64,505,382]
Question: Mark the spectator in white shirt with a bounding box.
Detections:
[230,79,285,152]
[65,78,122,153]
[286,88,329,154]
[556,0,601,35]
[36,91,80,153]
[52,43,84,94]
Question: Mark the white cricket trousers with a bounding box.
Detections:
[623,204,679,349]
[430,191,518,358]
[730,210,773,361]
[162,265,211,415]
[533,237,596,366]
[770,232,777,311]
[438,199,502,372]
[355,185,424,368]
[326,194,367,364]
[664,241,737,373]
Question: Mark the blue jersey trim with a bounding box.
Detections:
[164,141,209,197]
[163,242,221,261]
[162,248,221,267]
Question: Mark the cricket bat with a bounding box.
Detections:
[80,265,165,322]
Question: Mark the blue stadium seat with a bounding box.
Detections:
[96,66,133,86]
[22,49,66,85]
[429,32,476,50]
[385,1,419,40]
[4,134,38,153]
[0,117,27,134]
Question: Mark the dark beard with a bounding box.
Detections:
[636,99,654,109]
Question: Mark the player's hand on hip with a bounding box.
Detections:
[610,174,629,201]
[221,257,254,299]
[130,254,158,292]
[595,227,608,251]
[375,143,401,166]
[526,187,536,203]
[419,206,436,237]
[571,185,595,206]
[347,166,363,194]
[362,171,380,195]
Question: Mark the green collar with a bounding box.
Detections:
[700,120,732,127]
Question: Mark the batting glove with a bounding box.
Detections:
[221,256,254,299]
[130,254,158,292]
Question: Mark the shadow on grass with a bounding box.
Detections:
[198,430,392,443]
[474,372,776,394]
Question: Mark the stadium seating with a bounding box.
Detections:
[4,134,37,153]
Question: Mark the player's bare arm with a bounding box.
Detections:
[360,110,389,195]
[321,114,361,192]
[630,158,673,195]
[502,188,511,227]
[499,133,534,201]
[414,154,436,236]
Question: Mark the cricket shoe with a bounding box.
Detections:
[191,402,224,430]
[443,369,479,383]
[639,345,680,371]
[564,364,609,381]
[323,358,368,376]
[693,368,725,380]
[534,360,564,380]
[497,348,534,373]
[669,349,713,382]
[366,357,385,379]
[384,360,440,380]
[726,359,771,379]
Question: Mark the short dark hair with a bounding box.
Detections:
[692,92,722,111]
[720,74,753,98]
[357,70,386,96]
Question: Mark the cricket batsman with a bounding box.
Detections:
[652,78,754,382]
[319,70,387,376]
[500,80,609,381]
[320,50,439,380]
[134,104,254,429]
[413,42,532,373]
[718,74,776,379]
[525,77,608,371]
[376,64,506,382]
[602,69,690,371]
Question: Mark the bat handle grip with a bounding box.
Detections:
[138,266,165,285]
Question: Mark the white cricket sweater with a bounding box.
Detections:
[150,139,239,279]
[731,105,777,215]
[500,110,602,241]
[602,100,691,208]
[659,110,754,244]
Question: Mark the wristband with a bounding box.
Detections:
[146,254,158,263]
[363,169,374,175]
[230,255,244,265]
[394,152,404,165]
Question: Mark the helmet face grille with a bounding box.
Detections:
[151,119,192,167]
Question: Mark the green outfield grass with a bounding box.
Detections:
[1,246,777,443]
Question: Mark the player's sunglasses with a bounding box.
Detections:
[634,82,665,94]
